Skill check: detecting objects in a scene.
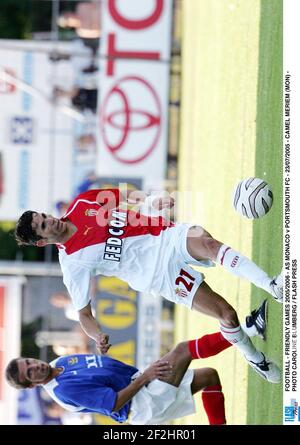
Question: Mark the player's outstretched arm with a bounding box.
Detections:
[113,360,173,412]
[78,303,111,354]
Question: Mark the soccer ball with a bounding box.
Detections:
[232,177,273,219]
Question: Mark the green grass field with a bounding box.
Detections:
[247,0,283,425]
[175,0,283,425]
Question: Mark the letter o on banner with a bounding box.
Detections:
[108,0,164,30]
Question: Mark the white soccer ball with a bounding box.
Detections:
[232,177,273,219]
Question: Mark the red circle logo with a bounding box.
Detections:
[100,76,161,164]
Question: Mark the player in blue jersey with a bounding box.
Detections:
[6,333,233,425]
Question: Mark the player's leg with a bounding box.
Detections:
[188,332,232,359]
[157,332,232,388]
[163,253,267,340]
[191,282,281,383]
[186,226,282,303]
[157,342,193,387]
[191,368,226,425]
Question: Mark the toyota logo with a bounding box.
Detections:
[100,76,161,164]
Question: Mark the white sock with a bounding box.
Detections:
[216,245,271,293]
[220,324,263,363]
[241,321,258,337]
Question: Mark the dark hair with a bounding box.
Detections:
[14,211,43,246]
[5,358,31,389]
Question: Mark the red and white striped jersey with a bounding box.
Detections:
[58,189,176,310]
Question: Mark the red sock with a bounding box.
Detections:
[188,332,232,359]
[202,385,226,425]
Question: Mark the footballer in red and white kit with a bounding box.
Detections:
[58,189,213,311]
[14,187,283,383]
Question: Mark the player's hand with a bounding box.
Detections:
[143,360,173,383]
[95,332,111,354]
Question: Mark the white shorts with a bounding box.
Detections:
[129,369,196,425]
[156,223,215,309]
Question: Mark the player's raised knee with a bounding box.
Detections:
[201,236,221,259]
[173,341,189,356]
[203,367,221,386]
[220,306,239,327]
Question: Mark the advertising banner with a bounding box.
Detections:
[0,40,80,220]
[98,0,173,189]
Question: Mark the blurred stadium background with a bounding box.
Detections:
[0,0,282,425]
